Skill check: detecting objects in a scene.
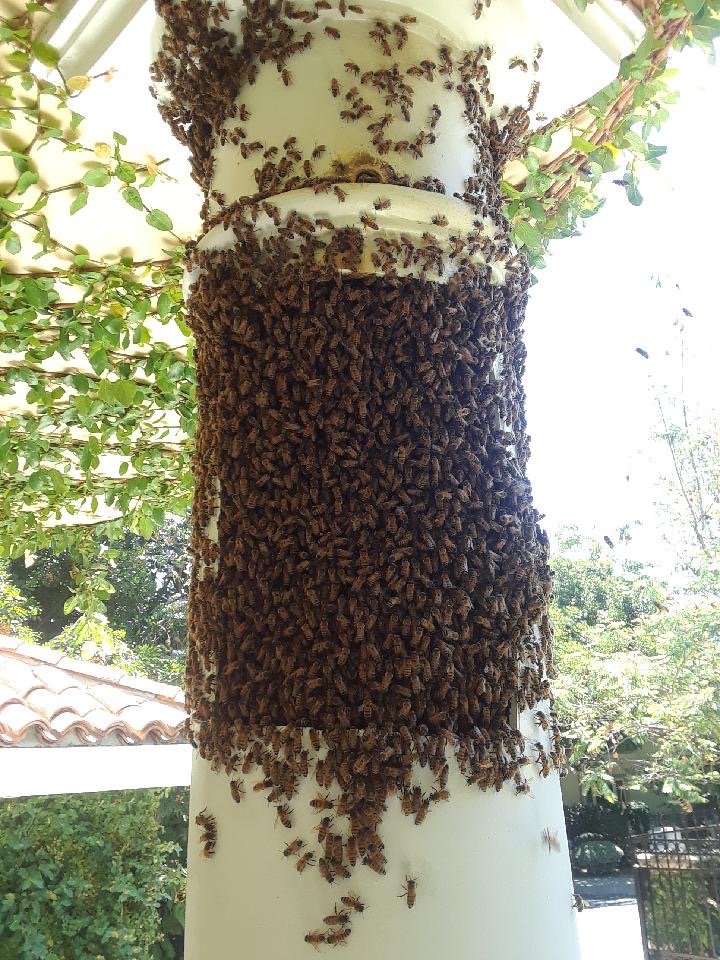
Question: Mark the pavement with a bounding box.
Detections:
[574,873,644,960]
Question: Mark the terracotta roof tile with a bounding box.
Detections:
[0,636,187,747]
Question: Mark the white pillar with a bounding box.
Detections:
[151,2,638,957]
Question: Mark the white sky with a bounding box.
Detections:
[524,43,720,573]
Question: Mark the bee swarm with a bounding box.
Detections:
[152,0,563,942]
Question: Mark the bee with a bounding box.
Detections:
[431,214,448,227]
[345,61,360,75]
[415,799,430,824]
[326,928,351,946]
[400,875,417,908]
[572,893,586,912]
[324,905,351,926]
[373,198,391,210]
[318,857,335,884]
[312,145,327,161]
[333,185,347,202]
[284,838,305,857]
[282,69,292,86]
[341,895,365,913]
[542,827,561,853]
[509,57,528,72]
[360,214,379,230]
[254,778,272,792]
[348,3,364,11]
[297,851,316,873]
[305,931,327,951]
[325,26,341,39]
[311,793,334,811]
[516,781,531,795]
[276,804,293,829]
[230,779,245,803]
[330,79,340,98]
[316,816,333,844]
[196,808,217,858]
[429,789,450,803]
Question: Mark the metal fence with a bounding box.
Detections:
[632,822,720,959]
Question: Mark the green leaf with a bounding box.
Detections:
[122,186,144,211]
[4,232,21,255]
[156,292,172,319]
[15,170,39,195]
[88,346,108,376]
[111,380,138,407]
[115,162,136,184]
[513,220,543,249]
[145,209,173,232]
[32,41,60,67]
[82,167,111,188]
[69,189,89,215]
[683,0,705,12]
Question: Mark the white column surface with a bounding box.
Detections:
[185,725,580,959]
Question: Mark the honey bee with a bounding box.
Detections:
[373,198,391,210]
[284,838,305,857]
[348,3,364,11]
[431,214,448,227]
[399,13,416,22]
[282,69,292,86]
[254,778,272,792]
[311,793,334,811]
[325,26,341,38]
[344,61,360,75]
[330,79,340,98]
[305,930,327,951]
[341,895,366,913]
[360,214,379,230]
[297,851,316,873]
[572,893,585,912]
[333,185,347,202]
[318,857,335,884]
[400,875,417,909]
[195,808,217,858]
[312,145,327,161]
[276,804,293,829]
[230,780,245,803]
[324,905,351,926]
[326,928,351,946]
[542,827,561,853]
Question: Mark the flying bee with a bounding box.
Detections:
[230,779,245,803]
[324,905,351,926]
[311,793,334,811]
[312,145,327,161]
[341,895,366,913]
[400,875,417,908]
[431,214,448,227]
[542,827,561,853]
[276,804,293,829]
[305,931,327,951]
[373,198,391,210]
[516,781,531,795]
[296,851,316,873]
[284,838,305,857]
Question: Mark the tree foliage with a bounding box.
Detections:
[0,790,184,960]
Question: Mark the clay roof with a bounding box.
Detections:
[0,636,187,747]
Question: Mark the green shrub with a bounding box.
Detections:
[0,791,184,960]
[573,839,625,873]
[642,870,720,954]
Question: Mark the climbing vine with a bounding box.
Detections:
[0,0,717,575]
